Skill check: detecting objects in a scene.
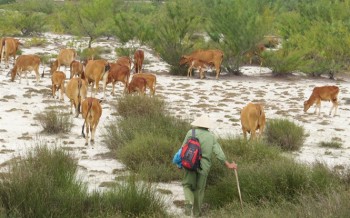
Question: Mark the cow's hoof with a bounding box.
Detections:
[85,142,88,146]
[90,139,95,144]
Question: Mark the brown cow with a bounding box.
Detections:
[0,37,22,69]
[128,77,147,95]
[81,97,102,145]
[244,43,266,66]
[134,49,144,73]
[83,59,110,98]
[116,56,132,69]
[240,102,266,141]
[70,60,84,79]
[180,49,224,79]
[106,63,130,95]
[132,72,156,96]
[304,85,339,116]
[181,58,212,79]
[51,71,66,100]
[65,77,88,118]
[10,54,41,85]
[50,48,77,74]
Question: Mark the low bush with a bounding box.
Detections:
[35,109,73,134]
[265,118,305,151]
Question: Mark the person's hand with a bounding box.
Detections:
[225,161,237,170]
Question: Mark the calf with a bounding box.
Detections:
[51,71,66,100]
[180,57,212,79]
[81,97,102,145]
[132,72,156,96]
[240,102,266,141]
[83,59,110,98]
[304,85,339,116]
[134,49,144,73]
[65,78,88,117]
[180,49,223,79]
[128,77,147,95]
[10,54,41,85]
[0,37,22,69]
[106,63,130,95]
[70,60,84,79]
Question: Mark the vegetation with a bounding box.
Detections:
[265,118,305,151]
[0,145,169,217]
[35,109,73,134]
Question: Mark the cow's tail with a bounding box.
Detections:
[81,98,93,138]
[41,66,45,78]
[77,78,82,114]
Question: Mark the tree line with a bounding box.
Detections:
[1,0,350,78]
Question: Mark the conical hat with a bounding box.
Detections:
[191,114,214,129]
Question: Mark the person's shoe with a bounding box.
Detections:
[184,204,192,216]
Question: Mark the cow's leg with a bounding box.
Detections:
[242,127,247,140]
[85,123,90,145]
[52,84,56,98]
[60,84,64,101]
[215,65,220,80]
[316,99,321,116]
[35,69,40,85]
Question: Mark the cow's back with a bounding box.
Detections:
[82,97,102,120]
[58,48,76,66]
[16,54,41,70]
[66,78,87,100]
[85,59,108,81]
[241,103,262,130]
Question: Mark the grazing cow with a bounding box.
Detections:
[132,72,156,96]
[51,71,66,100]
[128,77,147,95]
[65,77,88,117]
[70,60,84,79]
[106,63,130,95]
[10,54,41,85]
[134,49,144,73]
[83,59,110,98]
[180,49,224,79]
[304,85,339,116]
[0,37,22,69]
[116,56,132,69]
[240,102,266,141]
[81,97,102,145]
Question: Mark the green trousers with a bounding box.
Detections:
[182,170,208,216]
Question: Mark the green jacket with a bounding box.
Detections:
[182,128,226,176]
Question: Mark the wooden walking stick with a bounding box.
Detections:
[234,169,243,209]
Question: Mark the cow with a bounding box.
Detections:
[50,48,77,74]
[65,77,88,118]
[81,97,102,146]
[116,56,132,70]
[0,37,22,69]
[134,49,144,73]
[106,63,130,95]
[240,102,266,141]
[83,59,110,98]
[70,60,84,79]
[10,54,41,85]
[180,58,213,79]
[244,43,266,66]
[51,71,66,101]
[132,72,156,96]
[180,49,224,80]
[304,85,339,116]
[128,76,147,95]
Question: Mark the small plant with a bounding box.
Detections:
[265,118,305,151]
[24,37,47,47]
[319,141,342,149]
[35,109,73,134]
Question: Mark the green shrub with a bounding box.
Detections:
[265,119,305,151]
[35,109,73,134]
[319,141,342,149]
[24,37,48,47]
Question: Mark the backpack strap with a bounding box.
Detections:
[192,128,195,138]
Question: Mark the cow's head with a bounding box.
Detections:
[50,60,58,75]
[10,67,17,82]
[303,100,310,112]
[179,55,190,65]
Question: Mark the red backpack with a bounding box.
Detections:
[181,129,202,171]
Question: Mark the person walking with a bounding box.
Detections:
[181,114,237,217]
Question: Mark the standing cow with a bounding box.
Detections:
[65,77,88,118]
[134,49,144,74]
[240,102,266,141]
[50,48,77,74]
[51,71,66,101]
[83,59,110,98]
[0,37,22,69]
[81,97,102,146]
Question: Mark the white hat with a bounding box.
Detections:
[191,114,214,129]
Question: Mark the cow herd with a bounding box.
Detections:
[0,36,341,143]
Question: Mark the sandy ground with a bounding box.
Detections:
[1,33,350,216]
